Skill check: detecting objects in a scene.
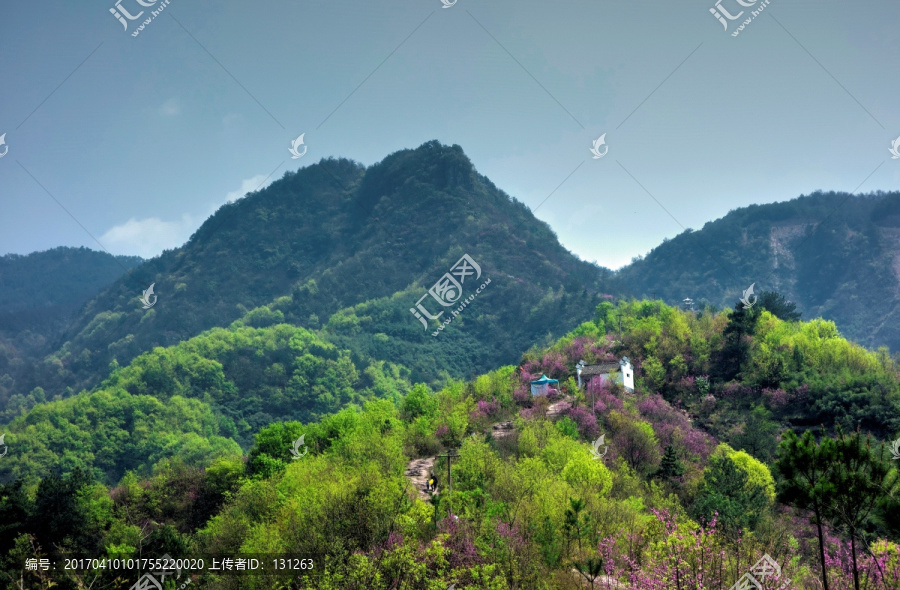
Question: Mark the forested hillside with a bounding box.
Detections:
[618,190,900,353]
[0,247,142,421]
[3,297,900,589]
[11,141,612,403]
[5,149,900,417]
[0,246,142,348]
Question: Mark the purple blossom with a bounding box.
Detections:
[471,397,501,420]
[763,387,790,408]
[438,514,481,569]
[565,404,600,439]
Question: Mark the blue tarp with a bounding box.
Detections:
[530,374,559,396]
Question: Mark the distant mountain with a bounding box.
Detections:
[0,246,142,317]
[0,247,142,414]
[617,191,900,352]
[0,246,142,355]
[18,141,614,399]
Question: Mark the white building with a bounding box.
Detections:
[576,357,634,392]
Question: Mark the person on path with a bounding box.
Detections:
[427,473,435,492]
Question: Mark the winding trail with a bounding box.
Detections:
[547,396,574,418]
[405,397,576,499]
[404,456,435,501]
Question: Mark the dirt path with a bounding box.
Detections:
[547,396,574,418]
[485,395,573,442]
[405,456,435,501]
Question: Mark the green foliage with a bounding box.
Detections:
[617,190,900,354]
[775,428,900,588]
[5,288,900,587]
[402,383,438,420]
[654,444,685,481]
[758,290,802,322]
[555,416,579,440]
[605,411,661,477]
[729,405,780,462]
[641,356,666,391]
[0,389,241,486]
[693,444,773,537]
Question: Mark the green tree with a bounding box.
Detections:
[711,301,758,382]
[400,383,437,420]
[29,468,97,554]
[0,480,32,556]
[563,497,587,558]
[653,445,684,482]
[758,290,801,322]
[606,411,661,477]
[574,556,605,590]
[693,447,770,537]
[246,421,304,478]
[827,428,900,590]
[730,405,780,463]
[775,430,836,590]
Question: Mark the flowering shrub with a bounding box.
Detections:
[470,397,500,420]
[591,380,625,416]
[437,514,481,569]
[564,404,600,439]
[540,351,569,380]
[763,387,790,408]
[823,533,900,589]
[513,384,532,406]
[638,393,716,461]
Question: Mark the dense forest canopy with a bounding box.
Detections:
[2,144,900,589]
[3,296,900,588]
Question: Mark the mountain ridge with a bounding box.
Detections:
[16,141,612,399]
[2,146,898,407]
[617,190,900,352]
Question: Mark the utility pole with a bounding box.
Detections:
[438,448,460,517]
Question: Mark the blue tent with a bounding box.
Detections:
[530,374,559,397]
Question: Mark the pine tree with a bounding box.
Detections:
[654,445,685,481]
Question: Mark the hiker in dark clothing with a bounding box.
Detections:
[430,473,439,493]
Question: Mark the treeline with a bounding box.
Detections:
[2,297,900,588]
[0,323,412,485]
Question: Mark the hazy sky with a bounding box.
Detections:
[1,0,898,269]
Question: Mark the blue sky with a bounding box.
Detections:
[1,0,898,268]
